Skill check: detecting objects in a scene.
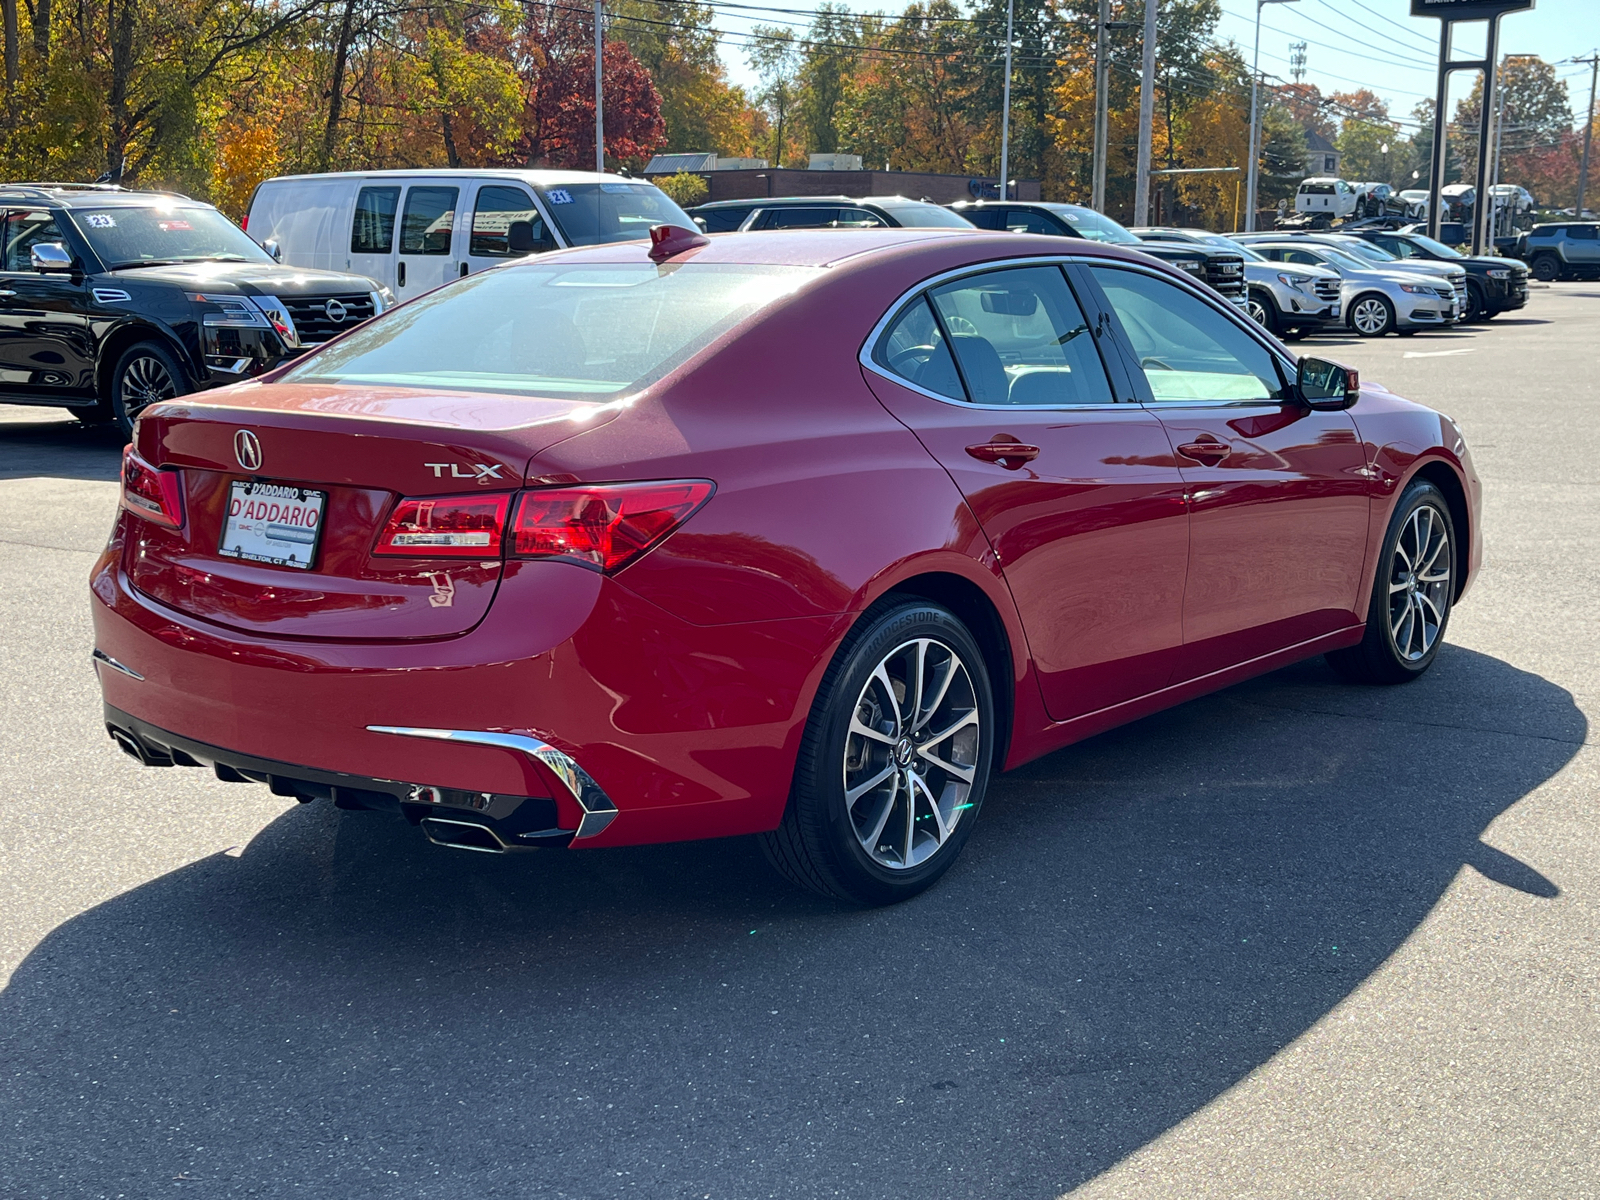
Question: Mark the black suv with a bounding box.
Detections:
[947,200,1248,311]
[0,183,392,434]
[1348,228,1529,320]
[684,195,976,232]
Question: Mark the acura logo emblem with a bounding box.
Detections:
[324,298,348,323]
[234,429,263,471]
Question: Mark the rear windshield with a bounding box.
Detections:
[535,183,694,246]
[72,204,271,268]
[280,262,820,398]
[1300,183,1335,195]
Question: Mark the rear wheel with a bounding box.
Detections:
[1349,293,1396,337]
[111,340,189,438]
[1327,480,1456,685]
[761,601,994,905]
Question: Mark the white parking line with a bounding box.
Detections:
[1402,348,1477,359]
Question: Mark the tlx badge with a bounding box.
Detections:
[424,462,505,483]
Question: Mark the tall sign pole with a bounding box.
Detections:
[1577,52,1599,219]
[1133,0,1158,226]
[1413,0,1534,252]
[999,0,1014,202]
[594,0,605,174]
[1091,0,1110,212]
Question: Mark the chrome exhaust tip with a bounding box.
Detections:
[419,817,507,854]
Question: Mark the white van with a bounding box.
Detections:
[245,169,694,299]
[1295,177,1358,220]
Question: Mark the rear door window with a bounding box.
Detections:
[351,187,400,254]
[399,186,458,255]
[874,298,965,401]
[1568,225,1598,240]
[762,208,842,229]
[695,208,751,233]
[1004,210,1060,235]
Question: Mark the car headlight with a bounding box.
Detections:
[1398,283,1432,294]
[187,293,269,328]
[1276,272,1313,289]
[371,286,398,313]
[1486,268,1511,279]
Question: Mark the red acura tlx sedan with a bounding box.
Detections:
[92,226,1481,904]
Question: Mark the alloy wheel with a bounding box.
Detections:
[842,637,980,870]
[1351,297,1391,335]
[1387,503,1452,662]
[1246,296,1270,327]
[120,354,177,417]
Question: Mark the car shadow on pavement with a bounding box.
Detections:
[0,647,1583,1199]
[0,412,124,482]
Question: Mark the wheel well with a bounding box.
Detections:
[883,572,1015,769]
[96,325,194,401]
[1412,461,1471,602]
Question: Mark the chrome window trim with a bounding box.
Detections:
[857,254,1135,411]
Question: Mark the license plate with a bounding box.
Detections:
[219,480,326,570]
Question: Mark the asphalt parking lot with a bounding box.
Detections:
[2,286,1597,1199]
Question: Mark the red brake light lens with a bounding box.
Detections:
[120,446,185,528]
[509,481,714,573]
[374,494,510,557]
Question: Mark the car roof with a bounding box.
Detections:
[498,227,1166,271]
[0,184,210,209]
[256,168,651,187]
[691,196,934,210]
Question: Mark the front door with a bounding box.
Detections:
[0,207,93,402]
[462,183,555,277]
[863,262,1191,722]
[395,183,460,298]
[1085,262,1371,680]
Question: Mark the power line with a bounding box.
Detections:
[1328,0,1438,52]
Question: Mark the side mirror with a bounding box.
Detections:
[30,243,75,273]
[1298,356,1360,410]
[507,221,554,254]
[262,238,282,262]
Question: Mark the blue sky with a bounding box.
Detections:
[712,0,1597,133]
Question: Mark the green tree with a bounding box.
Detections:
[798,3,858,155]
[747,25,800,167]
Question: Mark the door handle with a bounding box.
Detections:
[966,441,1040,469]
[397,261,406,288]
[0,289,15,297]
[1177,440,1230,465]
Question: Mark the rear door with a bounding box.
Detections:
[863,262,1191,721]
[1084,261,1371,678]
[0,207,94,402]
[462,182,555,277]
[395,182,460,298]
[348,183,400,291]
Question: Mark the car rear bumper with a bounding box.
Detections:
[90,518,845,848]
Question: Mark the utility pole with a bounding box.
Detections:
[1133,0,1158,225]
[594,0,605,174]
[999,0,1014,201]
[1577,52,1599,218]
[1246,0,1300,233]
[1092,0,1111,212]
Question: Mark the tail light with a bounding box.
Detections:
[509,481,714,573]
[374,494,510,557]
[121,446,185,528]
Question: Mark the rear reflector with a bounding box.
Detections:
[510,481,714,573]
[121,446,184,528]
[374,494,510,557]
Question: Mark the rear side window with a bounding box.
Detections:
[874,298,964,401]
[1,209,68,271]
[471,186,546,257]
[400,186,458,255]
[1569,225,1598,240]
[958,208,1003,230]
[351,187,400,254]
[927,266,1112,407]
[694,208,750,233]
[762,208,841,229]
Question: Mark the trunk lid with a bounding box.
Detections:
[126,383,615,641]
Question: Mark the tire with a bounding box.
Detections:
[1246,290,1279,335]
[760,601,995,906]
[1349,293,1396,337]
[110,340,189,438]
[1462,282,1486,322]
[1327,480,1456,685]
[1529,255,1559,283]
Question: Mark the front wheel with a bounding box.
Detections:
[1327,480,1456,685]
[1246,291,1279,335]
[761,601,995,905]
[1462,282,1486,322]
[1349,293,1396,337]
[110,340,189,438]
[1530,255,1559,283]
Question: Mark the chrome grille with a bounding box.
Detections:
[279,293,375,345]
[1206,257,1246,297]
[1313,278,1340,303]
